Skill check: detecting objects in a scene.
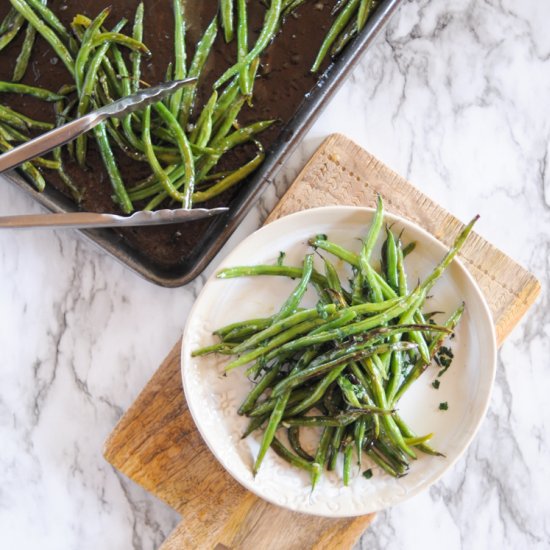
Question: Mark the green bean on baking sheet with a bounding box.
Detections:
[194,197,476,487]
[1,1,380,210]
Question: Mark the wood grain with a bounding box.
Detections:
[104,134,540,549]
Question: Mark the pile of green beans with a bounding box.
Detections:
[194,198,477,486]
[2,1,380,210]
[0,1,274,211]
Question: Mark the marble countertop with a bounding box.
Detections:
[1,0,549,548]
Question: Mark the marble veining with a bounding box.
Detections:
[1,0,549,548]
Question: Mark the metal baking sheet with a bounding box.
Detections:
[2,0,403,287]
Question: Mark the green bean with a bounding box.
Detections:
[17,160,46,190]
[397,238,408,296]
[343,442,353,485]
[254,390,290,474]
[403,241,416,257]
[309,235,359,266]
[76,19,127,167]
[238,364,281,415]
[357,0,373,31]
[393,414,443,457]
[274,254,314,322]
[309,309,357,336]
[231,304,337,354]
[220,0,234,43]
[311,0,360,72]
[223,326,267,343]
[190,91,218,148]
[0,10,24,51]
[215,317,273,338]
[393,303,464,404]
[421,218,479,293]
[197,118,274,182]
[9,0,74,72]
[0,135,45,190]
[385,348,403,405]
[0,122,23,141]
[362,356,416,459]
[301,324,447,371]
[52,147,81,202]
[236,0,251,95]
[212,78,241,127]
[242,414,267,438]
[323,257,344,295]
[218,264,328,286]
[210,96,247,145]
[359,196,384,302]
[179,17,218,127]
[131,2,145,93]
[338,376,362,408]
[271,437,321,475]
[330,19,357,57]
[190,147,264,204]
[288,427,314,461]
[383,227,399,292]
[12,16,37,81]
[190,342,237,356]
[404,434,434,446]
[153,102,195,208]
[74,8,110,93]
[92,32,149,55]
[25,0,71,43]
[0,107,28,131]
[143,105,187,204]
[312,427,333,489]
[272,342,416,399]
[201,199,474,485]
[263,294,421,361]
[93,122,133,213]
[0,9,18,35]
[328,426,344,470]
[169,0,186,116]
[145,146,264,210]
[366,449,399,477]
[214,0,282,89]
[0,105,53,130]
[0,81,64,101]
[284,364,347,416]
[249,387,311,418]
[225,315,338,371]
[371,441,409,476]
[283,0,306,16]
[354,417,367,466]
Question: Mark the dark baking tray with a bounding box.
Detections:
[2,0,403,287]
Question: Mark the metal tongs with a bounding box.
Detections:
[0,79,228,229]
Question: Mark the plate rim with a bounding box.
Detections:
[181,205,497,517]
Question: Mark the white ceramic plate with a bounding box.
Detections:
[181,206,496,517]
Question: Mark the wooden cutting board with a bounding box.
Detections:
[104,134,540,550]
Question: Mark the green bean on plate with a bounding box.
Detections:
[183,202,497,515]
